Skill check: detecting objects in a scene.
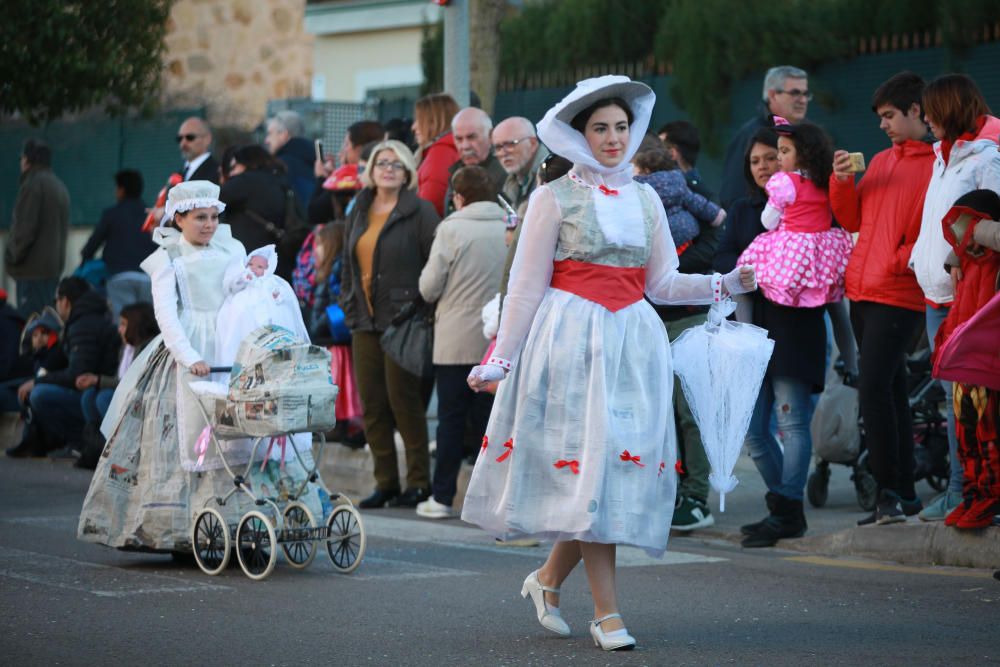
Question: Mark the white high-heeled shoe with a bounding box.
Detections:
[520,570,570,636]
[590,613,636,651]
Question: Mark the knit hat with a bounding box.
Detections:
[161,180,226,227]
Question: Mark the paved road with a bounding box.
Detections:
[1,457,997,667]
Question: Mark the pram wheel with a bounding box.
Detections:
[281,502,317,569]
[191,508,231,576]
[236,510,278,580]
[852,454,878,512]
[326,505,366,574]
[807,462,831,508]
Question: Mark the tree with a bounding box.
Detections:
[0,0,172,125]
[469,0,509,114]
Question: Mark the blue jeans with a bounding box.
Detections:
[925,305,962,494]
[745,375,815,501]
[80,387,115,424]
[29,384,84,443]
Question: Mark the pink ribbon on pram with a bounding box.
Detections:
[195,425,213,469]
[260,435,288,472]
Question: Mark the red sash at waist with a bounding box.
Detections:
[550,259,646,312]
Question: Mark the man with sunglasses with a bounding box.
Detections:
[719,65,810,208]
[176,117,218,184]
[493,116,549,211]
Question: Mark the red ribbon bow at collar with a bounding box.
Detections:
[496,439,513,463]
[620,450,645,467]
[554,459,580,474]
[598,184,619,196]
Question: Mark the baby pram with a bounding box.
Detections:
[188,326,365,580]
[807,347,950,510]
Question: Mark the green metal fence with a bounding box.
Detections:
[0,108,205,228]
[494,42,1000,193]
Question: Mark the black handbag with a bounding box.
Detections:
[380,299,434,379]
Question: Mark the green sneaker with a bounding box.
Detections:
[918,491,963,522]
[671,495,715,531]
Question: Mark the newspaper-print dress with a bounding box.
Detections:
[78,225,325,552]
[461,169,720,557]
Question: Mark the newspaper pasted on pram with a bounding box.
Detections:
[188,326,339,470]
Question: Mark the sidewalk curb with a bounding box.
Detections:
[320,441,999,570]
[687,521,1000,569]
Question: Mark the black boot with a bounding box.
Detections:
[741,495,808,548]
[740,491,780,535]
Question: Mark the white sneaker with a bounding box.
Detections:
[416,496,455,519]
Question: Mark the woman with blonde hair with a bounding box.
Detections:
[340,140,441,509]
[411,93,459,216]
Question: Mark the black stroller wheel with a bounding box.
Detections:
[807,462,830,508]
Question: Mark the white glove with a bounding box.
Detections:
[467,363,507,392]
[723,265,757,296]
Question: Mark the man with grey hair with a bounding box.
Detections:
[492,116,548,210]
[718,65,810,208]
[444,107,506,216]
[265,110,315,207]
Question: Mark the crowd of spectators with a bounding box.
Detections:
[3,65,998,538]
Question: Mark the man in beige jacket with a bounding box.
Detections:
[417,165,508,518]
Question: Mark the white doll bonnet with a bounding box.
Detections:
[161,180,226,226]
[536,75,655,175]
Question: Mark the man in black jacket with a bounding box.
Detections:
[718,65,809,209]
[24,278,120,456]
[80,170,157,318]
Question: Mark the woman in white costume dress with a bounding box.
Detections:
[463,77,756,650]
[78,181,323,553]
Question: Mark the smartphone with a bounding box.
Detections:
[847,152,866,173]
[314,139,324,163]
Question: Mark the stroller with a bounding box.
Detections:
[187,326,366,581]
[807,347,950,511]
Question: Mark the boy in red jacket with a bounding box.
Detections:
[829,72,936,525]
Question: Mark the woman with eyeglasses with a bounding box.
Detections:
[340,140,441,510]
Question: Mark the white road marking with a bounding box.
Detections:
[348,556,476,581]
[0,545,232,597]
[361,515,727,567]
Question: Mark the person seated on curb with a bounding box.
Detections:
[75,301,160,470]
[3,308,62,457]
[24,277,120,462]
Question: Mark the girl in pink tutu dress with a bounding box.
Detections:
[737,119,853,307]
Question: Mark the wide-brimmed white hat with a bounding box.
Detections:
[162,180,226,226]
[537,75,655,175]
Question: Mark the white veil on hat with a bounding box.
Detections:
[536,75,656,176]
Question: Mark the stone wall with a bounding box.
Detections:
[162,0,313,129]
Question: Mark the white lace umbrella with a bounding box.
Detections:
[672,300,774,511]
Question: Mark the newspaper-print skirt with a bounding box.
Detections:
[78,342,325,552]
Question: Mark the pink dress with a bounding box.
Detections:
[737,171,853,307]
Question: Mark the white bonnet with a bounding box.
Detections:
[162,180,226,226]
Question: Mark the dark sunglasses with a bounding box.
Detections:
[176,133,201,143]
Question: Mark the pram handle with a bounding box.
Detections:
[209,366,233,373]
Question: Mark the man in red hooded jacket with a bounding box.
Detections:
[829,72,935,525]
